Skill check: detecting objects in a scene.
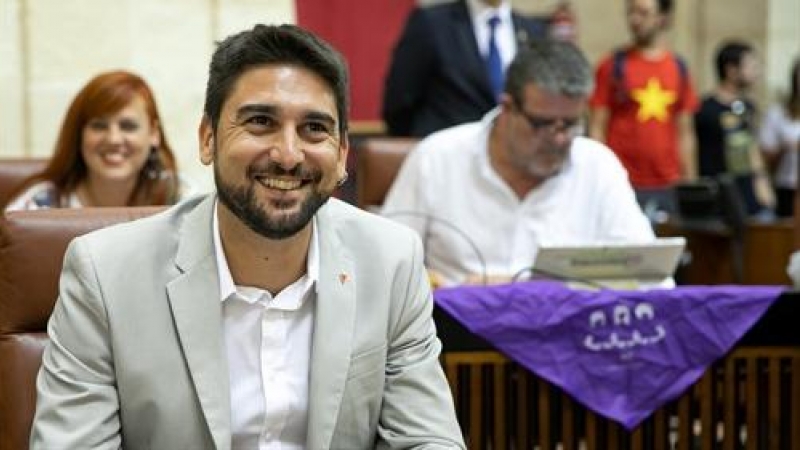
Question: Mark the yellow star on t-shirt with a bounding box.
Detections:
[631,78,676,122]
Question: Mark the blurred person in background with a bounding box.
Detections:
[589,0,699,218]
[382,0,547,137]
[382,39,653,287]
[3,70,182,211]
[760,58,800,218]
[694,41,774,218]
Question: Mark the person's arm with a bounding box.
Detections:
[595,149,656,241]
[382,9,436,137]
[786,137,800,287]
[376,234,465,449]
[759,106,785,171]
[381,142,426,236]
[588,107,609,143]
[29,239,121,449]
[587,58,612,143]
[748,138,776,209]
[788,161,800,285]
[678,112,697,181]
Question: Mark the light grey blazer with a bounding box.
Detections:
[30,194,465,449]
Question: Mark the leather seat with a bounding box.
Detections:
[354,138,418,210]
[0,207,164,450]
[0,158,48,208]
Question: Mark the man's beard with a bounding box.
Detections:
[516,142,570,181]
[632,28,658,47]
[214,163,331,240]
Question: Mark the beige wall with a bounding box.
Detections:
[0,0,295,191]
[512,0,799,105]
[2,0,798,190]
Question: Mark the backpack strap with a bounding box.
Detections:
[674,54,688,104]
[611,48,688,105]
[611,48,629,104]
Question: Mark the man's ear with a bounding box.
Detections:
[199,115,214,166]
[499,93,515,113]
[339,131,350,173]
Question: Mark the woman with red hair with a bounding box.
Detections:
[4,70,181,211]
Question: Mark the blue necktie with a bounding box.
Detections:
[486,15,503,101]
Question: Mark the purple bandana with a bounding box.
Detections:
[434,282,783,429]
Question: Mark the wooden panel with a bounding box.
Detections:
[745,357,758,450]
[767,358,780,450]
[492,364,506,450]
[468,364,482,449]
[654,409,667,450]
[517,369,530,450]
[562,393,575,450]
[742,222,795,285]
[792,356,800,449]
[441,348,800,449]
[538,378,551,450]
[656,220,794,285]
[723,357,737,450]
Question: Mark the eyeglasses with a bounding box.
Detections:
[514,106,583,137]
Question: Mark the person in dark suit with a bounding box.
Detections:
[382,0,547,137]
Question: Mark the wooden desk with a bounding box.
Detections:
[657,220,794,285]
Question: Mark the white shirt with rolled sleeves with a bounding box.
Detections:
[759,103,800,189]
[381,108,655,286]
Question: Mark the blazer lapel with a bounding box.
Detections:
[306,201,357,449]
[450,0,495,100]
[166,195,231,450]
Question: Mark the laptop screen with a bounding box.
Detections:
[531,237,686,287]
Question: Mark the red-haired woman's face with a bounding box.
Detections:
[80,95,160,185]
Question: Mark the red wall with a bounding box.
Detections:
[296,0,415,122]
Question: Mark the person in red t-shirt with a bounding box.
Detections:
[589,0,698,216]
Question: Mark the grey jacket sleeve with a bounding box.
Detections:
[29,238,122,450]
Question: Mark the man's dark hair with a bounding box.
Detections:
[715,41,754,82]
[787,58,800,119]
[505,39,593,106]
[204,24,350,138]
[657,0,673,14]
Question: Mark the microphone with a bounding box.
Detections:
[380,209,489,286]
[383,209,610,289]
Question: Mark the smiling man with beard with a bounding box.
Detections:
[30,24,465,450]
[382,39,655,286]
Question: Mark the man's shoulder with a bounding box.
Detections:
[323,199,424,253]
[398,121,485,179]
[417,120,485,156]
[696,95,723,112]
[325,198,418,235]
[410,0,464,24]
[77,194,208,249]
[570,137,626,168]
[420,0,464,17]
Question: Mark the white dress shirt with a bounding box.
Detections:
[466,0,516,71]
[759,103,800,189]
[213,203,319,450]
[381,109,655,286]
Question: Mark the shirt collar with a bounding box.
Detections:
[466,0,513,25]
[213,200,320,302]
